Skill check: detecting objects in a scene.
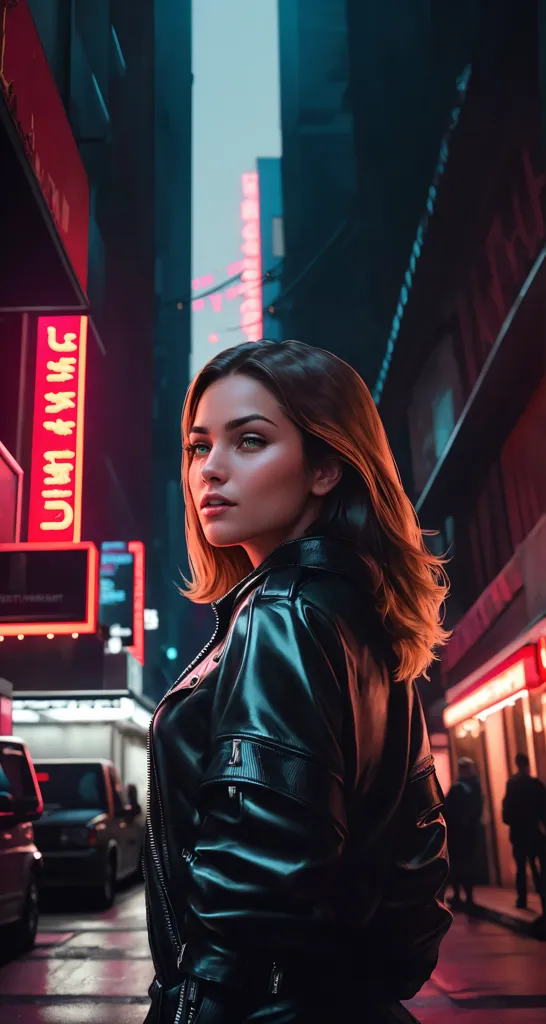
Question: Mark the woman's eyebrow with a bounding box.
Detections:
[189,414,277,435]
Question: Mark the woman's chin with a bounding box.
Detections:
[201,521,245,548]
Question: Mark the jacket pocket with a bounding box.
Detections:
[201,734,347,834]
[406,755,445,825]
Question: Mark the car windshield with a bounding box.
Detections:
[34,763,108,811]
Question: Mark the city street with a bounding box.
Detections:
[0,886,544,1023]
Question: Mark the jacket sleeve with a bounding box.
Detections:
[179,592,349,990]
[369,745,451,1000]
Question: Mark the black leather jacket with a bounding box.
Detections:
[144,536,451,1023]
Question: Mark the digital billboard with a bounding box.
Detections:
[0,542,98,635]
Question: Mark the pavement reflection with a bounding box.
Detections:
[0,884,545,1022]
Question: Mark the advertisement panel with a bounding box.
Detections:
[28,316,88,543]
[99,543,135,646]
[127,541,145,667]
[0,0,89,290]
[98,541,145,667]
[0,542,98,635]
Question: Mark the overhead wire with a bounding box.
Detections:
[213,218,352,338]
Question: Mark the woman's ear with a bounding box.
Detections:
[311,458,343,497]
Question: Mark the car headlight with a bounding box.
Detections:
[60,826,96,848]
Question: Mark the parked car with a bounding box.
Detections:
[0,736,43,954]
[32,759,145,908]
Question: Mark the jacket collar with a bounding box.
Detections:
[213,535,370,625]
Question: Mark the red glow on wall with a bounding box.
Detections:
[28,317,88,543]
[0,696,12,736]
[0,0,89,290]
[240,172,263,342]
[538,636,546,682]
[127,541,145,666]
[0,441,23,543]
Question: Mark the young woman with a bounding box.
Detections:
[144,340,452,1024]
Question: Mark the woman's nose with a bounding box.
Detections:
[201,451,228,482]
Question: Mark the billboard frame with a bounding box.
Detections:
[0,540,98,635]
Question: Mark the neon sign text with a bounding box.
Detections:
[240,172,262,342]
[28,317,88,542]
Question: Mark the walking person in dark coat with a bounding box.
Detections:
[502,753,546,911]
[444,757,483,908]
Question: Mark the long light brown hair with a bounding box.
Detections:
[181,340,449,682]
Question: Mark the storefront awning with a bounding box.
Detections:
[444,634,546,728]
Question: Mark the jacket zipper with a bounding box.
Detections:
[145,750,182,956]
[146,602,221,967]
[410,754,435,782]
[173,978,187,1024]
[146,543,300,971]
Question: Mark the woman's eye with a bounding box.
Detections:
[239,436,265,451]
[186,442,209,457]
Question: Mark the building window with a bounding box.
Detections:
[408,333,463,495]
[272,217,284,259]
[432,389,455,461]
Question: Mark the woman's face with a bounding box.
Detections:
[187,373,341,567]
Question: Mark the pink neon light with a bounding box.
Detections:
[192,298,205,312]
[209,333,219,344]
[127,541,145,666]
[210,294,223,313]
[192,274,214,290]
[241,173,258,199]
[240,172,262,342]
[226,283,245,301]
[228,260,244,275]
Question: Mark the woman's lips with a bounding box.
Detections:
[201,504,235,517]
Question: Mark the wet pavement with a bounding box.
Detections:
[0,885,544,1022]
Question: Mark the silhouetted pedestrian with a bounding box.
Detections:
[445,757,483,908]
[502,753,546,911]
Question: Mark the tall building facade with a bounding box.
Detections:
[346,0,481,391]
[148,0,194,701]
[276,0,365,372]
[0,1,193,706]
[276,1,480,388]
[257,157,284,342]
[376,5,546,891]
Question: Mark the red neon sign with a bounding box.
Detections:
[538,636,546,682]
[240,172,263,342]
[0,541,98,636]
[28,317,88,543]
[127,541,145,666]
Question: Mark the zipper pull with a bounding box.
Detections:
[177,943,187,969]
[228,738,242,766]
[269,963,283,995]
[187,979,199,1023]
